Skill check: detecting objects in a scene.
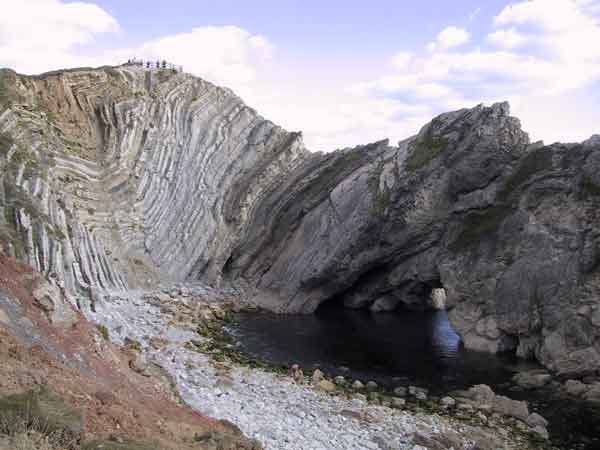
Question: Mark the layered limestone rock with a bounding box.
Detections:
[0,65,309,311]
[225,101,600,377]
[1,65,599,376]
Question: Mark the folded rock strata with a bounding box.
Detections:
[0,65,599,376]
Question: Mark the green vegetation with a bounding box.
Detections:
[366,161,392,218]
[83,439,161,450]
[581,175,600,197]
[96,324,110,341]
[499,147,553,200]
[405,134,449,172]
[0,389,83,447]
[448,205,512,253]
[189,315,288,374]
[0,72,12,109]
[0,132,13,155]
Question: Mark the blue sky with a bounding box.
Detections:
[1,0,600,150]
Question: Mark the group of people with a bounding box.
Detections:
[125,58,183,72]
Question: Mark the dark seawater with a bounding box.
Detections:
[229,305,530,392]
[227,304,600,450]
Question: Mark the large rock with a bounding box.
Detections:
[32,280,78,327]
[2,65,600,376]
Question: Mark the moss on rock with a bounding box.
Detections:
[449,205,512,253]
[405,134,449,172]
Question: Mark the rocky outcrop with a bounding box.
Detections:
[0,65,309,310]
[1,65,599,376]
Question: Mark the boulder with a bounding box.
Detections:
[583,383,600,403]
[366,381,378,391]
[564,379,588,397]
[351,380,365,390]
[393,386,407,397]
[312,369,324,384]
[513,370,552,389]
[333,376,346,385]
[440,396,456,408]
[492,395,529,421]
[32,281,77,327]
[526,412,548,428]
[467,384,496,405]
[317,379,336,392]
[391,398,406,408]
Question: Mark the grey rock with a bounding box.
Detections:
[513,370,552,389]
[366,381,378,391]
[317,379,336,392]
[531,425,550,440]
[439,396,455,408]
[564,379,588,397]
[492,395,529,421]
[333,376,346,385]
[351,380,365,390]
[526,412,549,428]
[1,66,599,377]
[391,397,406,408]
[312,369,324,383]
[393,386,407,397]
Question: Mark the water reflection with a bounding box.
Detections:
[428,309,461,358]
[228,305,519,392]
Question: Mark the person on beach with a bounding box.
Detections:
[290,364,304,384]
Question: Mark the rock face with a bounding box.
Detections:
[1,65,600,376]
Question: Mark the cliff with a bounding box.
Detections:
[1,65,599,376]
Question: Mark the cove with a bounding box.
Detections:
[228,304,527,392]
[226,304,600,450]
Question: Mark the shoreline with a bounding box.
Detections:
[88,286,567,450]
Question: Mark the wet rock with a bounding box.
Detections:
[391,398,406,409]
[409,386,428,400]
[493,395,529,421]
[334,376,346,385]
[531,425,550,440]
[526,412,548,428]
[440,396,455,408]
[466,384,495,406]
[393,386,407,397]
[513,370,552,389]
[352,380,365,390]
[366,381,378,391]
[564,379,588,397]
[584,383,600,403]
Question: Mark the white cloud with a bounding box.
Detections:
[0,0,118,74]
[391,52,413,69]
[488,28,530,48]
[1,0,599,151]
[351,0,600,146]
[495,0,595,32]
[427,26,470,52]
[115,26,273,88]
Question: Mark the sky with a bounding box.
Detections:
[1,0,600,151]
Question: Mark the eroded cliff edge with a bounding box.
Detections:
[1,65,599,377]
